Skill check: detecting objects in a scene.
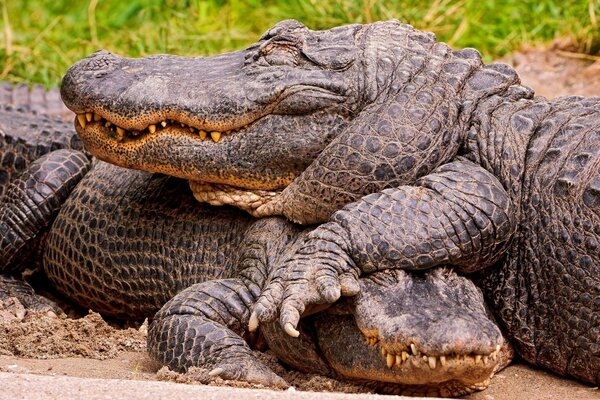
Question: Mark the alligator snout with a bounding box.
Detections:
[61,50,123,114]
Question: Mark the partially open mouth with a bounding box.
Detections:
[74,111,248,144]
[364,334,502,371]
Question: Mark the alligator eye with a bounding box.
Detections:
[262,46,299,67]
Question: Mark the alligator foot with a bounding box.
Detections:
[251,222,360,335]
[148,279,288,388]
[0,275,63,321]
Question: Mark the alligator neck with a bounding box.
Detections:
[460,63,538,212]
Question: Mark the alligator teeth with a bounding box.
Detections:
[199,130,207,140]
[105,121,112,127]
[381,347,387,357]
[440,355,447,366]
[210,131,221,142]
[410,343,418,355]
[161,121,167,128]
[148,124,156,134]
[428,356,437,369]
[401,351,409,361]
[386,353,395,368]
[116,126,125,139]
[475,355,482,364]
[77,114,86,128]
[395,354,402,366]
[496,344,501,352]
[93,113,102,121]
[85,112,93,122]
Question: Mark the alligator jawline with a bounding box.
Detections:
[75,111,247,143]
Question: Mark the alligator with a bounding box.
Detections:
[0,102,508,397]
[60,19,600,386]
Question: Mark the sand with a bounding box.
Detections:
[1,46,600,399]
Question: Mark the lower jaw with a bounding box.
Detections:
[366,378,492,398]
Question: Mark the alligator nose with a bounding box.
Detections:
[71,50,121,78]
[61,50,122,112]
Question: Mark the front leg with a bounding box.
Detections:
[147,278,287,387]
[253,159,515,334]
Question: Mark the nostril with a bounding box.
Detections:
[77,50,121,77]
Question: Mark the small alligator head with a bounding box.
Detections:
[312,268,508,397]
[61,20,368,208]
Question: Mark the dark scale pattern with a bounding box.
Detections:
[0,105,84,200]
[477,96,600,383]
[0,149,90,270]
[0,83,72,120]
[276,27,515,224]
[254,160,515,329]
[43,162,256,319]
[147,215,309,386]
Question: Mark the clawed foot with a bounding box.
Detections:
[200,353,288,388]
[0,275,63,321]
[250,223,360,336]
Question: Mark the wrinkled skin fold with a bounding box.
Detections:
[61,19,600,385]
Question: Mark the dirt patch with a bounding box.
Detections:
[0,308,146,359]
[506,43,600,97]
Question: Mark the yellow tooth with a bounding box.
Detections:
[428,356,436,369]
[386,353,395,368]
[199,130,207,140]
[440,356,446,366]
[422,355,428,362]
[210,131,221,142]
[85,112,93,122]
[475,355,482,364]
[161,121,167,127]
[93,113,102,121]
[105,121,112,127]
[381,347,387,357]
[148,125,156,133]
[496,344,501,352]
[116,126,125,137]
[410,343,418,355]
[189,126,195,133]
[491,351,497,361]
[395,354,402,366]
[483,355,489,365]
[77,114,86,128]
[401,351,409,361]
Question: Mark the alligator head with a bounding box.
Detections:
[314,268,508,396]
[64,19,471,224]
[61,20,368,210]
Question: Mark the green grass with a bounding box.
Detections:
[1,0,598,87]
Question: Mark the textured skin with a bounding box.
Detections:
[0,83,72,120]
[1,155,503,395]
[0,150,90,271]
[0,103,504,394]
[44,162,256,318]
[0,105,84,200]
[61,20,599,384]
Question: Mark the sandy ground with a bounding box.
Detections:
[1,46,600,400]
